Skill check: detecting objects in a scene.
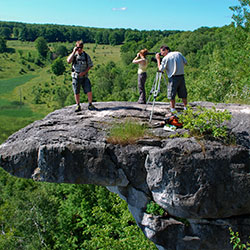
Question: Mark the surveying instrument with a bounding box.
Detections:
[146,70,168,123]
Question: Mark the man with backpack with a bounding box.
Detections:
[67,40,96,112]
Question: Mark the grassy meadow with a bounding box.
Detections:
[0,41,121,144]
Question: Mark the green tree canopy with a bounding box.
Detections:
[51,57,66,76]
[54,44,68,57]
[35,36,49,58]
[230,0,250,28]
[0,27,12,39]
[0,36,7,53]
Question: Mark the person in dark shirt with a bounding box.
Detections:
[67,40,96,112]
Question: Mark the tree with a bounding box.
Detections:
[54,45,68,57]
[95,31,103,44]
[0,36,7,53]
[35,36,49,58]
[0,27,12,39]
[109,32,120,45]
[230,0,250,28]
[18,27,28,41]
[51,57,66,76]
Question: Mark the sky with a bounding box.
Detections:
[0,0,241,31]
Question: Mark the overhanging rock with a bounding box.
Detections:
[0,101,250,250]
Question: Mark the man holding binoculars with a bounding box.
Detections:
[67,40,96,112]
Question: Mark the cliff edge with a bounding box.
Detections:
[0,101,250,250]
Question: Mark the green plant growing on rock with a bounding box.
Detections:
[229,227,250,250]
[146,201,165,216]
[178,105,232,139]
[107,119,147,145]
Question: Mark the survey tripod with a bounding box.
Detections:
[146,70,168,123]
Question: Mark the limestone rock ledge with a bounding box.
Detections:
[0,101,250,250]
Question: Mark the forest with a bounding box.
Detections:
[0,0,249,249]
[0,20,180,45]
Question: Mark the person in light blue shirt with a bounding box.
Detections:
[156,45,188,113]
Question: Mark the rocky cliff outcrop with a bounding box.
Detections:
[0,101,250,250]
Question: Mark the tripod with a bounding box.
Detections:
[146,71,168,123]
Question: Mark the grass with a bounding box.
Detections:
[0,101,34,117]
[106,120,148,145]
[0,116,40,144]
[0,74,38,95]
[84,43,121,65]
[0,41,39,79]
[7,40,37,52]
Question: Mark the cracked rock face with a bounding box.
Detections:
[0,101,250,250]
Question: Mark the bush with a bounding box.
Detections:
[178,106,232,139]
[51,57,66,76]
[35,37,49,58]
[229,227,250,250]
[54,44,68,57]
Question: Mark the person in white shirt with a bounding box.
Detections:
[156,45,187,113]
[132,49,149,104]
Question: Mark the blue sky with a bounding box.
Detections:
[0,0,240,31]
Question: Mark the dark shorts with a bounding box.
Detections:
[72,77,92,95]
[168,75,187,100]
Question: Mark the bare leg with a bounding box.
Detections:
[75,94,80,105]
[87,92,92,104]
[182,98,187,107]
[170,99,175,109]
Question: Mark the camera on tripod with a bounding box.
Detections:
[145,52,162,63]
[145,52,161,56]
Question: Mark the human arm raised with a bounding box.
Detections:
[67,47,78,64]
[155,53,162,71]
[132,53,145,64]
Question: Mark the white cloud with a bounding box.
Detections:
[112,7,127,11]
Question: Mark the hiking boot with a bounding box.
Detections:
[88,103,97,111]
[75,104,81,112]
[138,101,146,104]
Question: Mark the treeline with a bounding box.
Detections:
[0,21,180,45]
